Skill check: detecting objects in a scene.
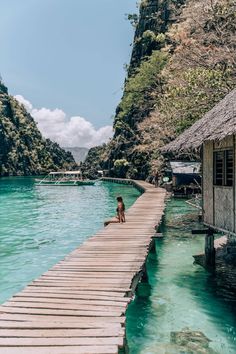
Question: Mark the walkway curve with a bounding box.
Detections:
[0,179,166,354]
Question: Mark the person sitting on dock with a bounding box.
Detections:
[154,171,159,188]
[116,196,126,223]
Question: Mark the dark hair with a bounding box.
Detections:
[117,196,123,202]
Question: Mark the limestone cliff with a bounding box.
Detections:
[0,81,76,176]
[84,0,236,179]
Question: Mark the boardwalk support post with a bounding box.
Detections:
[141,263,149,283]
[205,229,215,267]
[119,336,129,354]
[192,228,215,267]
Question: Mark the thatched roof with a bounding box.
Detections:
[162,89,236,153]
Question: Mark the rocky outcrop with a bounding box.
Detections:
[129,0,185,74]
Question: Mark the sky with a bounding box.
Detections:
[0,0,138,147]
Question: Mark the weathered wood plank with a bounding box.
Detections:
[0,307,124,317]
[2,302,126,312]
[0,321,123,329]
[28,284,130,291]
[20,289,128,298]
[36,277,132,284]
[10,297,130,307]
[0,314,125,323]
[0,328,124,338]
[0,336,124,346]
[1,346,118,354]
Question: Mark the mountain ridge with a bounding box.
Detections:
[63,147,89,163]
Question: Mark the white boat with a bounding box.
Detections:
[36,171,95,186]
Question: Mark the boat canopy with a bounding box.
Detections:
[49,170,81,175]
[64,171,81,175]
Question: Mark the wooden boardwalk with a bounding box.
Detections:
[0,180,166,354]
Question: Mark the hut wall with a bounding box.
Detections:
[214,135,234,149]
[214,187,234,231]
[203,141,214,225]
[203,136,235,233]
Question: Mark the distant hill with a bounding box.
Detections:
[63,147,89,163]
[0,81,76,176]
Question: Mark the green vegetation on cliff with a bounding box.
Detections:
[84,0,236,179]
[81,145,107,179]
[0,81,76,176]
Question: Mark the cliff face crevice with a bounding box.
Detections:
[0,82,76,176]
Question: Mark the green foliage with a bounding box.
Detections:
[114,50,168,131]
[113,159,129,178]
[140,0,148,8]
[114,159,129,168]
[156,33,166,44]
[126,13,139,28]
[160,67,232,134]
[81,145,107,179]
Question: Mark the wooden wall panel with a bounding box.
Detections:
[203,141,214,225]
[214,187,234,231]
[214,135,234,149]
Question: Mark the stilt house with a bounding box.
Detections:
[163,89,236,235]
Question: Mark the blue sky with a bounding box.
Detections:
[0,0,138,147]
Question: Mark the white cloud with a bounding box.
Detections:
[15,94,33,112]
[15,94,113,148]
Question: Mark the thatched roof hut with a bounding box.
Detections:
[163,89,236,153]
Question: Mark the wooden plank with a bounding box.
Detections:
[1,346,118,354]
[36,277,132,284]
[20,289,129,298]
[11,297,129,307]
[0,328,125,338]
[51,266,139,271]
[28,284,131,290]
[0,314,125,323]
[0,307,123,317]
[0,321,123,329]
[2,302,126,312]
[42,272,135,278]
[0,336,124,346]
[3,299,127,309]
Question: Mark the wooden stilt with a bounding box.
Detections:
[205,230,215,267]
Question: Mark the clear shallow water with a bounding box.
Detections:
[0,177,140,303]
[126,198,236,354]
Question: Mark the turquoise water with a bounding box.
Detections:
[1,180,236,353]
[0,177,140,304]
[126,199,236,354]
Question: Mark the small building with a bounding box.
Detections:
[163,89,236,235]
[168,161,201,196]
